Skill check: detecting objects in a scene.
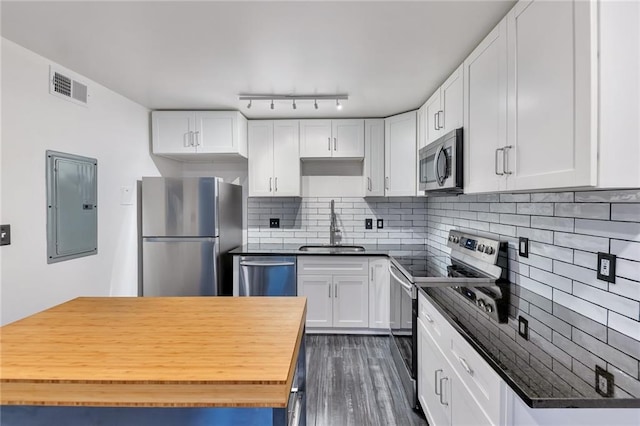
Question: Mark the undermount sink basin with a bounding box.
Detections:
[298,245,366,253]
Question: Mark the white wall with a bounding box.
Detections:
[0,39,180,325]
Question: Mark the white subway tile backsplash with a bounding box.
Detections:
[500,193,531,203]
[552,289,608,325]
[616,259,640,282]
[554,232,609,253]
[572,281,640,320]
[517,203,554,216]
[531,192,575,202]
[575,219,640,242]
[553,260,608,291]
[575,189,640,203]
[612,204,640,222]
[500,213,531,227]
[530,267,573,292]
[529,242,574,263]
[610,240,640,262]
[531,216,574,232]
[573,250,598,269]
[555,203,610,220]
[608,312,640,341]
[490,203,517,213]
[609,277,640,303]
[517,227,554,244]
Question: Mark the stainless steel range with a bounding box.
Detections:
[389,229,509,410]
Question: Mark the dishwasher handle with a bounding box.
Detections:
[240,261,296,267]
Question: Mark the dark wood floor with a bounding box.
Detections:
[306,335,427,426]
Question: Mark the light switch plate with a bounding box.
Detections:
[269,218,280,229]
[518,316,529,340]
[120,186,134,205]
[376,219,384,229]
[518,237,529,258]
[597,252,616,283]
[595,365,614,397]
[365,219,373,230]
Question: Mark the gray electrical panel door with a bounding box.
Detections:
[46,150,97,263]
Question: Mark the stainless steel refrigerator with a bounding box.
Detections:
[140,177,242,296]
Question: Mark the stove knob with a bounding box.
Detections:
[449,235,455,242]
[453,236,460,243]
[477,299,486,309]
[485,304,494,313]
[477,244,485,252]
[484,246,495,255]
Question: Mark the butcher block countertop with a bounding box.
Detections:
[0,297,307,408]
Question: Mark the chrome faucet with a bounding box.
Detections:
[329,199,341,245]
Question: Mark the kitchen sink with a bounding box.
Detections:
[298,245,366,253]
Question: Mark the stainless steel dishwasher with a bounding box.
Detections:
[234,256,297,296]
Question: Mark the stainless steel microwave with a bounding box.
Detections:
[418,128,463,194]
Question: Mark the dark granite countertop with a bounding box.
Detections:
[229,243,431,257]
[418,286,640,409]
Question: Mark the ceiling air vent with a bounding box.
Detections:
[49,66,89,106]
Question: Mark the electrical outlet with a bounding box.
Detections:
[0,225,10,246]
[269,218,280,229]
[597,252,616,283]
[595,366,614,397]
[377,219,384,229]
[518,237,529,258]
[365,218,373,230]
[518,316,529,340]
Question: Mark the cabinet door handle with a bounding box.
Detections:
[269,177,272,192]
[194,131,200,146]
[334,137,337,151]
[371,266,375,282]
[275,177,278,192]
[424,312,433,323]
[503,145,513,175]
[495,148,505,176]
[435,369,443,395]
[334,283,338,298]
[385,177,390,190]
[438,110,444,130]
[328,137,331,151]
[458,356,473,375]
[184,132,191,147]
[439,377,448,406]
[328,285,331,298]
[434,113,439,131]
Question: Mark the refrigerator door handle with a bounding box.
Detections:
[143,237,218,243]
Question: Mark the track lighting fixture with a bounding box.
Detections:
[238,94,348,112]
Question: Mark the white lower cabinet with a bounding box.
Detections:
[297,257,369,330]
[418,292,501,426]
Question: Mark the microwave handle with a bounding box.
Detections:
[434,145,447,186]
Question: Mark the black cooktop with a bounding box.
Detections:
[392,250,490,281]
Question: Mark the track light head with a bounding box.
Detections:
[336,99,342,110]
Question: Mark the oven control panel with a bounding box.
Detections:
[447,230,500,262]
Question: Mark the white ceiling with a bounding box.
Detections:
[1,0,516,118]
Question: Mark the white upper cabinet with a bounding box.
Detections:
[425,90,443,145]
[463,0,638,193]
[440,65,464,134]
[152,111,247,160]
[385,111,417,196]
[417,102,428,150]
[300,119,364,159]
[425,65,464,146]
[248,120,300,197]
[505,0,596,191]
[463,19,509,194]
[151,111,196,155]
[299,120,332,158]
[363,119,385,197]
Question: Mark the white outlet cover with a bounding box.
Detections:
[600,258,610,276]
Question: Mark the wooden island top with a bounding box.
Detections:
[0,296,306,408]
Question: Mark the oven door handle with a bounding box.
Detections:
[389,266,413,294]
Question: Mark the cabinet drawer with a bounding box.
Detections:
[298,256,368,275]
[448,330,503,424]
[418,292,452,349]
